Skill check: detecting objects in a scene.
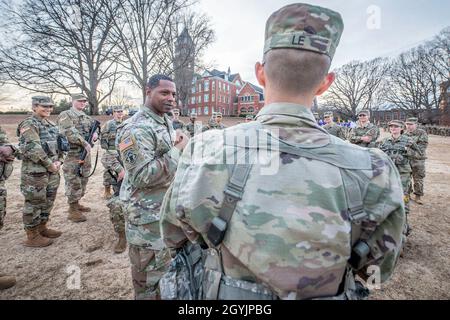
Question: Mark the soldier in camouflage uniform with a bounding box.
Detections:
[58,94,97,223]
[323,111,346,140]
[204,112,226,131]
[349,110,380,147]
[171,108,185,131]
[0,126,18,290]
[17,96,64,248]
[185,114,202,137]
[379,120,421,235]
[100,105,126,253]
[160,3,405,300]
[100,106,125,199]
[116,75,188,300]
[404,118,429,205]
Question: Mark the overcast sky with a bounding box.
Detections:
[197,0,450,85]
[1,0,449,111]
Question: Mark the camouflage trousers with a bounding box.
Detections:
[400,172,412,216]
[410,160,426,197]
[102,170,114,187]
[20,172,60,230]
[128,244,171,300]
[0,180,6,230]
[63,153,91,204]
[107,184,125,234]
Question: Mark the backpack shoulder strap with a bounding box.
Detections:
[207,149,252,247]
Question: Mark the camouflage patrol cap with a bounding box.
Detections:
[388,120,404,127]
[172,108,180,114]
[324,111,333,117]
[405,117,419,124]
[190,113,197,119]
[264,3,344,60]
[358,110,370,117]
[215,112,223,117]
[245,115,254,120]
[71,93,88,101]
[112,105,123,112]
[32,96,55,107]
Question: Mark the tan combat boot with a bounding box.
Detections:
[414,195,424,205]
[68,203,87,223]
[77,202,92,213]
[0,275,16,290]
[114,231,127,254]
[38,222,62,239]
[24,227,53,248]
[103,185,112,199]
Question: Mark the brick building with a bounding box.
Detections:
[187,68,264,117]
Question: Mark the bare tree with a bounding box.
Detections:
[384,44,444,122]
[107,0,214,103]
[322,58,389,118]
[0,0,122,115]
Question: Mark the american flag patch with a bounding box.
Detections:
[119,137,134,151]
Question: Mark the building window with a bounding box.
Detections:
[191,97,195,104]
[212,94,215,102]
[204,94,209,103]
[204,81,209,91]
[204,106,209,115]
[191,86,196,94]
[212,81,215,91]
[198,83,202,92]
[198,107,202,115]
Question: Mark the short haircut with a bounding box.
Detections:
[147,74,174,89]
[264,49,331,96]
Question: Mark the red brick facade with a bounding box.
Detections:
[187,69,264,116]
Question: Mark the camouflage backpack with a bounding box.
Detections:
[160,124,374,300]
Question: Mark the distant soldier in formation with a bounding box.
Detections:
[185,114,202,138]
[349,110,380,147]
[204,112,226,131]
[100,106,125,199]
[404,118,429,205]
[58,94,97,223]
[171,108,185,131]
[17,96,64,247]
[323,111,346,140]
[0,125,18,290]
[245,115,254,123]
[380,120,421,235]
[100,105,127,253]
[116,74,188,299]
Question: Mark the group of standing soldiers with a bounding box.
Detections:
[0,93,122,290]
[322,110,429,237]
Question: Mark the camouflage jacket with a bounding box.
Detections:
[0,125,16,181]
[403,129,428,160]
[160,103,405,300]
[349,122,380,147]
[379,135,421,174]
[172,119,185,131]
[57,107,95,153]
[101,119,122,151]
[116,107,181,249]
[323,122,347,140]
[185,122,203,137]
[17,114,63,174]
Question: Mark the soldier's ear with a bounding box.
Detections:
[315,72,335,96]
[255,62,266,88]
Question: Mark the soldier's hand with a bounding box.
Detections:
[92,132,99,142]
[117,169,125,182]
[0,146,14,160]
[361,136,372,143]
[174,130,189,151]
[48,163,59,173]
[53,161,62,171]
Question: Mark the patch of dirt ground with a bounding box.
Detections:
[0,115,449,300]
